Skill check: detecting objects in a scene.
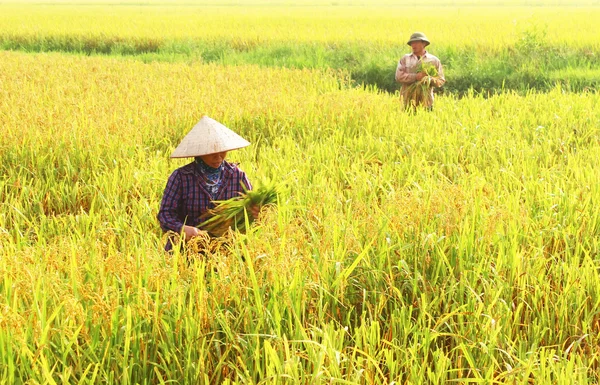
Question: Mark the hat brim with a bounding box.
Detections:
[170,143,250,159]
[407,39,430,47]
[170,144,249,158]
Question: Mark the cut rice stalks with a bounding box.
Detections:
[199,182,279,237]
[404,61,441,109]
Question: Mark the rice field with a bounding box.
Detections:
[1,1,600,384]
[2,0,600,92]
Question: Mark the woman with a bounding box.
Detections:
[157,116,258,251]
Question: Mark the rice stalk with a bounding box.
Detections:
[405,61,441,108]
[200,182,279,237]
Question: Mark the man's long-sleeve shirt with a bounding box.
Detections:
[157,160,252,239]
[395,51,445,108]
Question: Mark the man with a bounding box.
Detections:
[395,32,445,110]
[157,116,259,251]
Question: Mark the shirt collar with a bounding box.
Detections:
[410,51,429,59]
[195,157,223,175]
[180,160,234,176]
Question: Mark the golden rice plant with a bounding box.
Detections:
[2,3,599,50]
[2,38,600,384]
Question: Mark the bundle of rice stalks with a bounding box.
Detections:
[405,61,441,108]
[200,182,279,237]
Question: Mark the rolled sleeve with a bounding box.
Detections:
[395,58,417,84]
[434,59,445,87]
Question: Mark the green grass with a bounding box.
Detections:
[2,36,599,94]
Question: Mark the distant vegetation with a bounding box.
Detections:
[1,2,599,94]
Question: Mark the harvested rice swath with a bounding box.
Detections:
[405,61,441,108]
[200,182,279,236]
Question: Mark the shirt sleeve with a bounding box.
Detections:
[434,58,446,87]
[240,171,252,191]
[157,171,184,233]
[395,57,417,84]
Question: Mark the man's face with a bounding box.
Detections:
[410,41,426,55]
[200,151,228,168]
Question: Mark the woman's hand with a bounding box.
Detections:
[182,225,208,241]
[249,204,261,220]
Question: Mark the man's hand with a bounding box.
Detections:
[432,77,444,87]
[182,225,208,241]
[416,72,427,81]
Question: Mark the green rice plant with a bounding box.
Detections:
[200,182,279,237]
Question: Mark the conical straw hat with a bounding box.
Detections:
[170,116,250,158]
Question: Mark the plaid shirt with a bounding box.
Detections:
[395,51,445,108]
[157,160,252,236]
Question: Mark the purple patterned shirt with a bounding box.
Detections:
[157,160,252,243]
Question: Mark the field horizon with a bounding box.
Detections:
[2,0,600,93]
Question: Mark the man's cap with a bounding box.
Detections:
[170,116,250,158]
[407,32,430,47]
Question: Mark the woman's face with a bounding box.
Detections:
[199,151,228,168]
